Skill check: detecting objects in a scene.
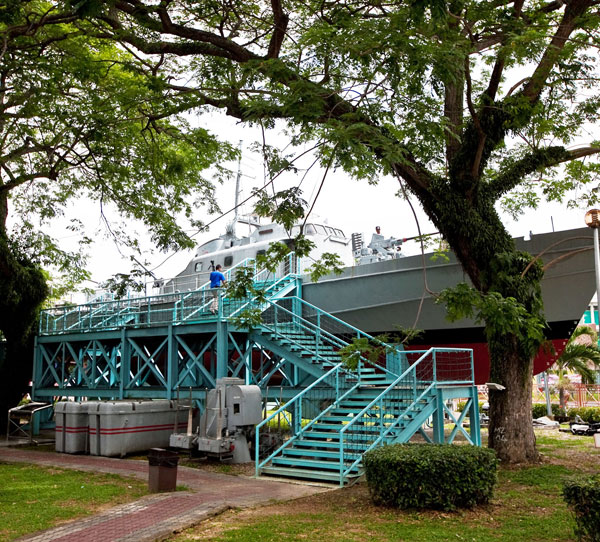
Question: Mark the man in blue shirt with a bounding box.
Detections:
[209,264,227,313]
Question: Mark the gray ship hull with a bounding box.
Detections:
[302,228,596,384]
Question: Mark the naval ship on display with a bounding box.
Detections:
[161,216,596,385]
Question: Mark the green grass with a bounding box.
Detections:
[0,463,147,541]
[170,429,600,542]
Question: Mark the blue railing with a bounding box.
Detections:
[254,344,475,485]
[255,362,361,477]
[259,296,402,381]
[338,347,475,484]
[39,255,299,335]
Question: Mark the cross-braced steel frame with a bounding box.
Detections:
[33,321,316,403]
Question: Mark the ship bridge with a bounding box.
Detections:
[32,254,480,485]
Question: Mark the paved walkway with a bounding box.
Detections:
[0,446,331,542]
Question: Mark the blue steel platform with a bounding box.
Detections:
[32,254,481,485]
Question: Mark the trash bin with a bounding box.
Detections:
[148,448,179,492]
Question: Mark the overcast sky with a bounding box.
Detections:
[54,113,592,292]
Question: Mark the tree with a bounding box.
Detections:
[0,2,236,429]
[10,1,600,461]
[64,0,600,463]
[549,325,600,413]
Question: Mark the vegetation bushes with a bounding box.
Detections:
[532,403,562,419]
[364,444,497,511]
[532,404,600,422]
[455,400,484,413]
[568,407,600,424]
[563,476,600,542]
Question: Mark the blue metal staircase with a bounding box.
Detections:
[34,252,480,483]
[251,295,480,486]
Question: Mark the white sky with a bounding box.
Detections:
[53,113,591,292]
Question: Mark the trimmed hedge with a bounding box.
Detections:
[532,403,562,419]
[532,404,600,422]
[364,444,498,511]
[563,475,600,542]
[568,407,600,424]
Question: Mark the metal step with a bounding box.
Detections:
[281,448,362,461]
[259,466,361,484]
[272,456,362,472]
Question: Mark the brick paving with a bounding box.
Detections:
[0,446,331,542]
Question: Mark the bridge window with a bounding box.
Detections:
[224,255,233,267]
[194,262,203,272]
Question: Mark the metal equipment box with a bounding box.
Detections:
[225,384,262,428]
[88,400,187,457]
[55,401,98,454]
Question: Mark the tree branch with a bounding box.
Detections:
[110,1,259,62]
[267,0,289,59]
[487,145,600,200]
[520,0,594,104]
[484,0,525,102]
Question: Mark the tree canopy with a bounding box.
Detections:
[3,0,600,460]
[0,1,236,428]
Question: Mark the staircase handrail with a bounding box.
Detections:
[339,376,435,483]
[287,295,403,354]
[222,252,299,318]
[199,256,260,291]
[255,361,360,476]
[257,297,401,380]
[340,347,434,436]
[91,304,137,329]
[174,256,260,315]
[226,274,296,319]
[339,347,475,483]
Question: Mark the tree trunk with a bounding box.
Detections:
[0,337,35,433]
[0,231,48,432]
[0,190,7,235]
[488,334,538,463]
[559,387,566,413]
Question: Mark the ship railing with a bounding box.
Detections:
[339,347,476,485]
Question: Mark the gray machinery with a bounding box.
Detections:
[170,378,262,463]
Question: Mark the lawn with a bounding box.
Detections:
[169,429,600,542]
[0,463,148,542]
[1,429,598,542]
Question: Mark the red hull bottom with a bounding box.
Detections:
[405,338,568,385]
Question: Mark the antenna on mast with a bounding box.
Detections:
[231,140,243,237]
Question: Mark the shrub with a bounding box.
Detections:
[563,475,600,542]
[568,407,600,424]
[532,403,564,419]
[532,403,548,419]
[364,444,498,511]
[455,400,484,414]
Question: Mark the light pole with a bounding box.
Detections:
[585,209,600,327]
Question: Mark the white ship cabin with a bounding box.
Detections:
[161,221,353,294]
